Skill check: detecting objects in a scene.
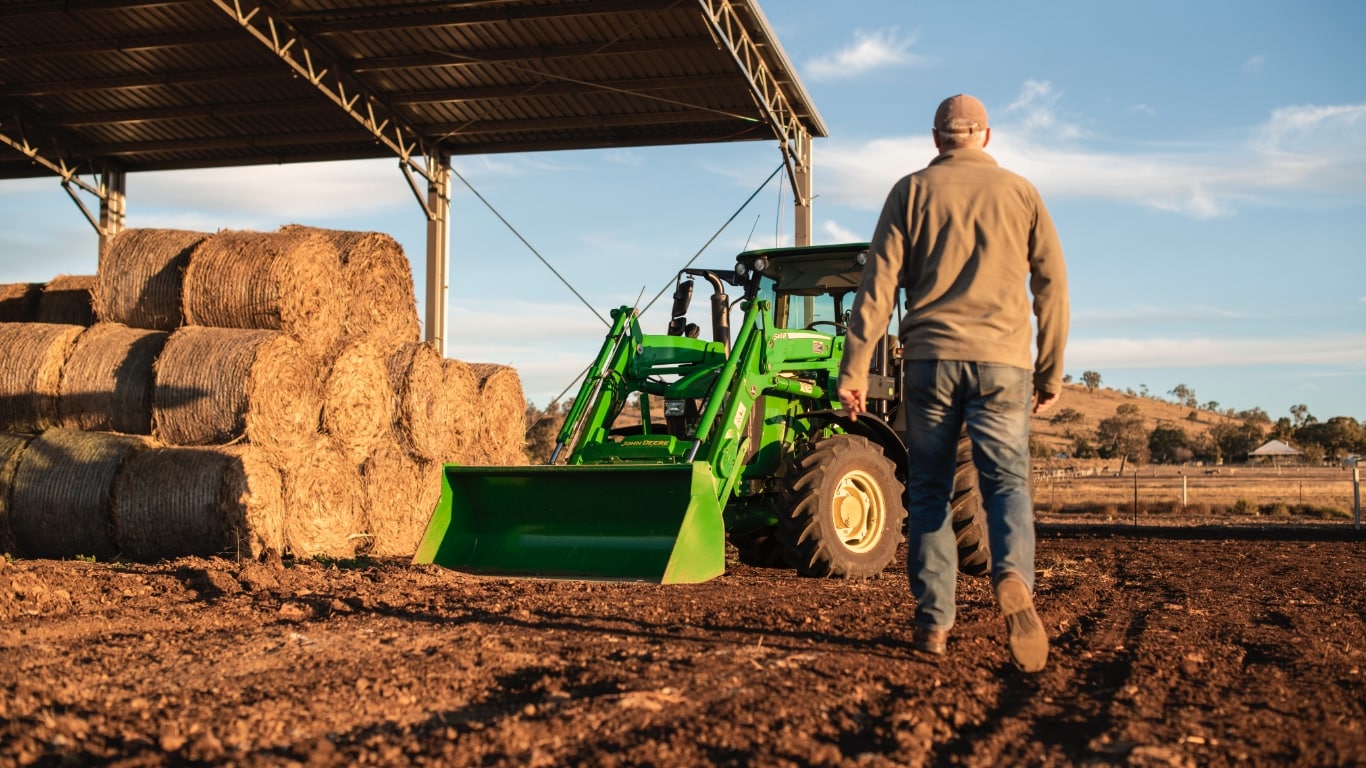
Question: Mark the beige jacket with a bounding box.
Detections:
[838,148,1069,395]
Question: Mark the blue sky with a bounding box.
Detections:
[2,0,1363,423]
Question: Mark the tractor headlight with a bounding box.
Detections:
[855,251,867,266]
[734,261,748,277]
[664,399,687,417]
[752,256,768,272]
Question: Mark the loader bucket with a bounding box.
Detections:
[413,462,727,584]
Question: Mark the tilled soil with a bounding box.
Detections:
[2,524,1364,767]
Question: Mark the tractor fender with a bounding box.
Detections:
[802,409,907,470]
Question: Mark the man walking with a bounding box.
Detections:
[837,94,1069,672]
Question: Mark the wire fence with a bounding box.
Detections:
[1034,466,1362,528]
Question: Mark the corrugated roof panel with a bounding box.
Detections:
[0,0,823,179]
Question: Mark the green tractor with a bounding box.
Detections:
[414,243,988,583]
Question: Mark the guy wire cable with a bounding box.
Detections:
[450,165,609,327]
[642,162,785,315]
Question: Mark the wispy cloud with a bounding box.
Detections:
[805,28,922,80]
[816,81,1366,219]
[821,220,865,242]
[1243,54,1267,75]
[1068,333,1366,368]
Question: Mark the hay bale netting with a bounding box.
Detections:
[113,443,285,562]
[0,283,43,322]
[0,322,85,433]
[152,327,321,457]
[0,432,37,555]
[36,274,97,326]
[322,337,395,465]
[57,323,168,434]
[386,342,457,462]
[9,428,147,560]
[360,439,440,557]
[470,363,529,466]
[181,227,346,360]
[278,437,364,559]
[96,228,209,329]
[440,358,480,462]
[287,226,420,346]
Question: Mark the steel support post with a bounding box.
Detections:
[424,156,452,356]
[99,169,126,251]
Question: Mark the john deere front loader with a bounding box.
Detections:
[414,243,989,583]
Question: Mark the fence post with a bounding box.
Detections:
[1132,470,1139,526]
[1182,474,1188,509]
[1354,467,1361,530]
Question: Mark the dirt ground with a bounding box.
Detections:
[3,523,1364,767]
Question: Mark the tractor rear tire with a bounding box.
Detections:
[778,434,906,578]
[952,433,991,577]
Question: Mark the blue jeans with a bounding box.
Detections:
[902,360,1036,631]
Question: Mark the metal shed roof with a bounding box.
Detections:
[0,0,826,179]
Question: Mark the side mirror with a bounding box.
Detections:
[667,279,694,335]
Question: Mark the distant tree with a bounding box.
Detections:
[1063,374,1074,384]
[1186,410,1201,422]
[1201,400,1220,412]
[1290,403,1316,429]
[1097,404,1149,471]
[1081,370,1102,392]
[1295,416,1366,461]
[1237,407,1271,426]
[1169,383,1197,407]
[1071,435,1099,459]
[1139,383,1150,398]
[1270,417,1294,441]
[1149,423,1193,464]
[1209,419,1266,463]
[523,400,571,462]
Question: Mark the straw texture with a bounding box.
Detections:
[291,226,420,346]
[322,337,395,465]
[182,227,345,360]
[279,437,363,559]
[359,438,441,557]
[0,322,85,433]
[152,327,321,456]
[0,432,35,555]
[57,323,168,434]
[9,428,147,560]
[113,443,285,561]
[469,363,529,466]
[0,283,42,322]
[36,275,97,326]
[96,228,208,329]
[441,358,480,462]
[386,342,457,462]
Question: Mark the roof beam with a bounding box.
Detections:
[348,37,719,74]
[0,28,244,61]
[696,0,812,208]
[206,0,437,205]
[289,0,679,33]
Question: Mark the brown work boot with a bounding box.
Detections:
[911,627,948,657]
[995,573,1048,672]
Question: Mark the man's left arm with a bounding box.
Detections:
[1028,194,1069,405]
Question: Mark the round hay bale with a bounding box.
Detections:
[36,274,97,326]
[441,358,480,463]
[288,226,420,346]
[57,323,168,434]
[113,443,285,562]
[278,437,363,559]
[0,322,85,433]
[9,428,147,560]
[386,342,457,462]
[0,283,43,322]
[470,363,529,466]
[359,439,439,557]
[96,228,208,329]
[0,432,37,555]
[181,227,346,360]
[322,337,395,465]
[152,327,321,458]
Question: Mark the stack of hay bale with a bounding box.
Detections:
[0,225,527,563]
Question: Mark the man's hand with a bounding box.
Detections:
[838,387,866,421]
[1033,389,1060,414]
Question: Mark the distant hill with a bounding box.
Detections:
[1029,383,1238,455]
